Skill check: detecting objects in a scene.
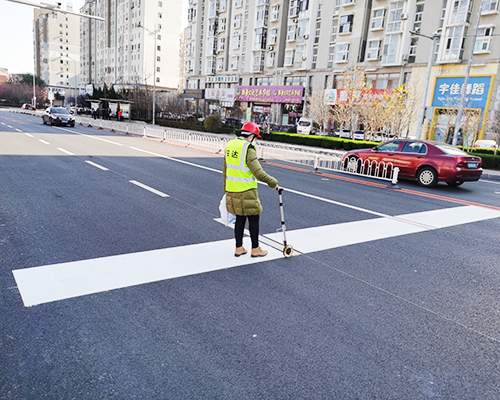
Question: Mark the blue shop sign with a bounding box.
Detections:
[432,76,491,109]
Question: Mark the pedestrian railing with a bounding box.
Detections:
[69,115,400,185]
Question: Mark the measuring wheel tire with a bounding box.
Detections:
[283,245,294,258]
[417,166,438,187]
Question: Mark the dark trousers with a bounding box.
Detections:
[235,214,260,249]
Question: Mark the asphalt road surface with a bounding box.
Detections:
[1,110,500,399]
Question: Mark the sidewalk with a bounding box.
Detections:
[482,168,500,182]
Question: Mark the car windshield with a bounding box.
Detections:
[52,108,70,115]
[298,121,311,126]
[434,143,468,156]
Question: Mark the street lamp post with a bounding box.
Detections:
[452,0,486,146]
[410,30,439,140]
[138,23,158,125]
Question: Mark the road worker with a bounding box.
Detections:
[223,121,278,258]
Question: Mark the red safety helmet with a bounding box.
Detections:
[241,121,261,138]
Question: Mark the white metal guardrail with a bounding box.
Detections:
[13,110,398,185]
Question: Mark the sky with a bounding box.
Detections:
[0,0,188,75]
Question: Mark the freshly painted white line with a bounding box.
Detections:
[7,125,14,128]
[1,122,5,125]
[25,133,34,138]
[39,139,50,145]
[85,160,109,171]
[15,129,22,132]
[495,192,500,195]
[57,148,75,155]
[129,180,169,197]
[12,205,500,307]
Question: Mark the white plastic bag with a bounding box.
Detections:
[219,194,236,226]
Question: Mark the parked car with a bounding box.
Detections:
[342,139,483,187]
[473,139,498,149]
[42,107,75,127]
[222,118,242,128]
[297,117,320,135]
[21,103,36,110]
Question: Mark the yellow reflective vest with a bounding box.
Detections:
[225,138,258,192]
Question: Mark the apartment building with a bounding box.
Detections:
[79,0,182,92]
[33,4,80,103]
[184,0,500,139]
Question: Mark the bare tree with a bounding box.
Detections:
[486,113,500,156]
[306,84,331,135]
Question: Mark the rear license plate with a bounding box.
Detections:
[467,163,477,168]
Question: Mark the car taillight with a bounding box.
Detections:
[454,156,465,167]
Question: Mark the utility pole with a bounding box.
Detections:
[452,0,485,146]
[410,30,439,140]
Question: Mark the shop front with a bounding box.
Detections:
[234,85,304,127]
[415,62,499,142]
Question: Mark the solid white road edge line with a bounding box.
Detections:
[12,205,500,307]
[59,127,123,146]
[57,148,75,155]
[85,160,109,171]
[129,180,169,197]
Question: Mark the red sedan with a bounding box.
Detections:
[342,139,483,187]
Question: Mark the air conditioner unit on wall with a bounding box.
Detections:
[402,54,409,61]
[268,45,274,51]
[292,18,297,24]
[400,13,408,20]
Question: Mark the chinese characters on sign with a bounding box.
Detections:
[234,86,304,104]
[432,76,492,109]
[324,89,387,105]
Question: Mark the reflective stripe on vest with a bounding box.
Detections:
[225,138,257,192]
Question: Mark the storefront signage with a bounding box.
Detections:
[183,89,204,99]
[324,89,387,105]
[253,106,271,114]
[235,85,304,104]
[432,76,492,109]
[206,75,239,83]
[205,88,235,102]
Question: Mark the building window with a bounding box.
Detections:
[266,51,276,67]
[158,12,162,18]
[233,34,241,49]
[327,46,335,68]
[218,37,226,52]
[256,5,268,27]
[271,5,280,21]
[252,51,264,72]
[312,48,318,69]
[451,0,473,24]
[371,9,385,30]
[294,44,305,68]
[287,25,296,41]
[366,40,381,60]
[414,2,424,31]
[254,28,267,50]
[234,14,242,29]
[409,37,418,62]
[217,57,224,71]
[342,0,355,5]
[443,25,466,61]
[482,0,499,12]
[366,73,400,90]
[231,56,239,70]
[331,18,338,42]
[474,26,494,53]
[219,18,226,32]
[387,1,404,32]
[235,0,243,7]
[339,15,353,34]
[335,43,349,62]
[269,28,278,44]
[382,34,400,63]
[285,49,294,66]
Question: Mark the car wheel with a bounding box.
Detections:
[417,167,438,187]
[69,123,75,127]
[345,156,360,173]
[42,118,46,125]
[446,180,464,187]
[48,118,52,126]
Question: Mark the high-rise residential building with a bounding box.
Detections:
[33,3,81,103]
[184,0,500,141]
[79,0,182,92]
